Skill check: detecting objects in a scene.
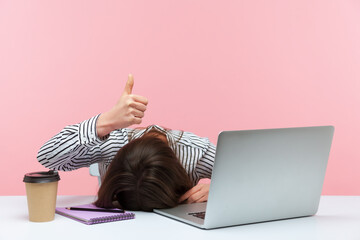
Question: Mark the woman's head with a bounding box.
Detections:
[95,131,192,212]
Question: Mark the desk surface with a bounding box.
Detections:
[1,196,359,240]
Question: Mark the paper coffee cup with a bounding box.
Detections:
[23,170,60,222]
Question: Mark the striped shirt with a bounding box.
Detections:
[37,114,216,185]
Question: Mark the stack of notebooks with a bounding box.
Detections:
[56,204,135,225]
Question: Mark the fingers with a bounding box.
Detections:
[194,195,208,203]
[123,74,148,105]
[115,74,149,128]
[179,184,209,204]
[132,116,143,125]
[131,108,145,118]
[132,94,148,105]
[128,98,147,118]
[126,99,146,125]
[186,189,208,204]
[129,101,147,112]
[124,74,134,95]
[179,186,199,203]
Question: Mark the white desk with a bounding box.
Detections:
[1,196,359,240]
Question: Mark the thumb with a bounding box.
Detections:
[124,74,134,94]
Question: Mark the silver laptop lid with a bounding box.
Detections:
[204,126,334,229]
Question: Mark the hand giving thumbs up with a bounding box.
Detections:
[96,74,149,138]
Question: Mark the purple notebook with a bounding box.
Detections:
[55,204,135,225]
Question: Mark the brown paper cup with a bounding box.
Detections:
[23,171,60,222]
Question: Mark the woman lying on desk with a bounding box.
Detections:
[37,75,216,212]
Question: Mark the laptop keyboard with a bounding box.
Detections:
[188,211,206,219]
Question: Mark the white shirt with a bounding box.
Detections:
[37,115,216,185]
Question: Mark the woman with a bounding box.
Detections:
[37,75,216,211]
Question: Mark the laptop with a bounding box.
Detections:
[154,126,334,229]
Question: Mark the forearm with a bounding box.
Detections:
[96,111,117,138]
[37,115,104,171]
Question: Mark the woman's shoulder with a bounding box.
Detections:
[170,129,210,150]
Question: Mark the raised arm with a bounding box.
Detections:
[37,74,148,171]
[37,115,107,171]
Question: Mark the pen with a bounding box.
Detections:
[66,207,125,213]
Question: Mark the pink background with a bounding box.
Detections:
[1,0,359,196]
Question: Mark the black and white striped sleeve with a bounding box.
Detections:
[195,142,216,179]
[37,114,126,171]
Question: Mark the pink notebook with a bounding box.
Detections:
[56,204,135,225]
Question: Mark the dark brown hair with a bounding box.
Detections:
[94,133,192,212]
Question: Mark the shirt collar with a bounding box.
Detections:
[130,125,178,151]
